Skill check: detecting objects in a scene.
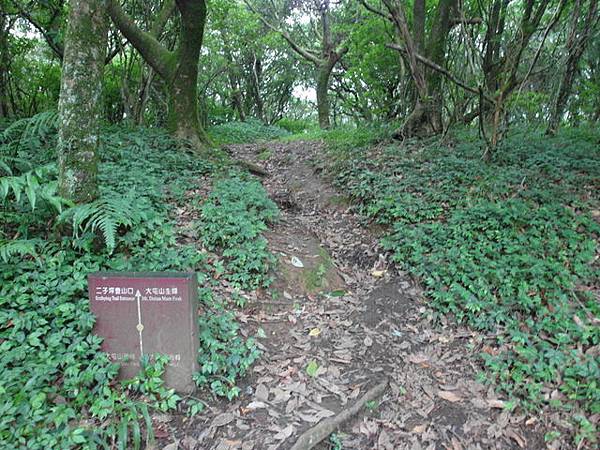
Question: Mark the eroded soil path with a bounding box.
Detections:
[168,141,547,450]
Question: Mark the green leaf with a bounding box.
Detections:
[306,360,319,377]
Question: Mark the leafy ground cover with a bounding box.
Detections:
[208,118,291,145]
[0,117,276,448]
[321,126,600,445]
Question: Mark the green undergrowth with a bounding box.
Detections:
[324,126,600,445]
[208,118,291,145]
[198,176,278,290]
[283,122,395,148]
[0,116,274,448]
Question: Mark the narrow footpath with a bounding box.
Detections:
[168,140,546,450]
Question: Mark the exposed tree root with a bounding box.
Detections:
[236,159,269,177]
[289,378,389,450]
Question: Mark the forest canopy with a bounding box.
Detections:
[1,0,598,143]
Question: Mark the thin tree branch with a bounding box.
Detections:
[386,42,495,104]
[243,0,322,65]
[516,0,566,96]
[449,17,482,26]
[358,0,393,20]
[9,1,64,59]
[150,0,176,38]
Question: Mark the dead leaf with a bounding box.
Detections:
[411,424,427,433]
[358,419,379,436]
[487,399,506,409]
[212,413,235,428]
[438,390,462,403]
[291,256,304,268]
[241,442,254,450]
[255,383,269,402]
[154,424,169,439]
[505,429,526,448]
[271,388,291,404]
[246,401,267,410]
[309,327,321,337]
[450,437,463,450]
[349,386,361,399]
[407,353,429,365]
[378,429,394,450]
[181,436,198,449]
[481,345,499,356]
[273,424,295,440]
[285,396,299,414]
[372,269,386,278]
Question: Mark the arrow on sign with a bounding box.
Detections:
[135,290,144,358]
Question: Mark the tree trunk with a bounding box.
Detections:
[250,55,266,121]
[166,0,209,145]
[0,11,11,118]
[394,99,438,138]
[547,0,598,135]
[413,0,425,52]
[381,0,434,137]
[57,0,108,203]
[108,0,210,149]
[547,61,577,135]
[316,63,333,129]
[247,0,347,129]
[425,0,456,132]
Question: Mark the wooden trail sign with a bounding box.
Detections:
[88,272,199,393]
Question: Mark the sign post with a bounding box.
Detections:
[88,272,199,393]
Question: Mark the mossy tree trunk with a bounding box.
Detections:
[108,0,210,149]
[316,60,337,129]
[168,0,210,144]
[0,10,12,118]
[57,0,108,203]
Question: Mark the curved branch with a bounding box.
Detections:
[107,0,174,80]
[386,43,494,104]
[358,0,393,20]
[9,1,64,59]
[243,0,322,65]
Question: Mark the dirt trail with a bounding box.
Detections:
[169,141,546,450]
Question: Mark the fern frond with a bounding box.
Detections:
[0,239,40,263]
[59,194,148,253]
[0,164,68,212]
[0,154,34,176]
[0,111,58,146]
[22,111,58,142]
[0,158,12,175]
